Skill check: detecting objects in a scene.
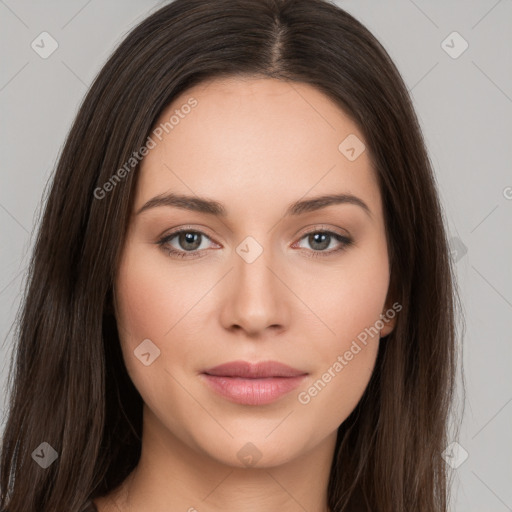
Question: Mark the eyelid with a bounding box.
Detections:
[159,225,220,244]
[292,223,351,241]
[157,225,221,258]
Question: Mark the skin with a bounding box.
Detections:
[95,77,396,512]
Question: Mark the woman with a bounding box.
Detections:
[0,0,461,510]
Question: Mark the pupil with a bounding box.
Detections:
[310,233,329,250]
[181,232,201,250]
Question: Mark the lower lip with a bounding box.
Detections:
[201,374,307,405]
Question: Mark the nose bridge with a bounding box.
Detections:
[235,234,279,301]
[221,233,287,333]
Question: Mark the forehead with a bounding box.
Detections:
[135,77,381,216]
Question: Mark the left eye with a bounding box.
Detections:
[157,229,352,259]
[294,231,352,254]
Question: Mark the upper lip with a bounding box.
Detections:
[203,360,307,378]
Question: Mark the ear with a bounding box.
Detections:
[379,308,396,337]
[379,295,401,338]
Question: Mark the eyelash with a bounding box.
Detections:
[156,227,353,260]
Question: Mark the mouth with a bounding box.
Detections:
[201,360,308,405]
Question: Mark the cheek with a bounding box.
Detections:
[295,245,389,424]
[310,248,390,353]
[113,245,199,396]
[113,247,206,428]
[114,244,202,347]
[296,287,383,436]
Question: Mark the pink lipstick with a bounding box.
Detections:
[201,360,308,405]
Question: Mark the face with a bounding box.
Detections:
[114,77,396,469]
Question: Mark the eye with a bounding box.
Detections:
[293,229,353,258]
[157,226,353,260]
[157,228,218,259]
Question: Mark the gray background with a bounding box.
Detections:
[1,0,511,510]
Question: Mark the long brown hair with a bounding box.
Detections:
[0,0,462,510]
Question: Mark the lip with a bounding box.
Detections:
[201,360,308,405]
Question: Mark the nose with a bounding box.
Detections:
[219,241,290,336]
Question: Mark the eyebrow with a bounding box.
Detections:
[136,192,372,218]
